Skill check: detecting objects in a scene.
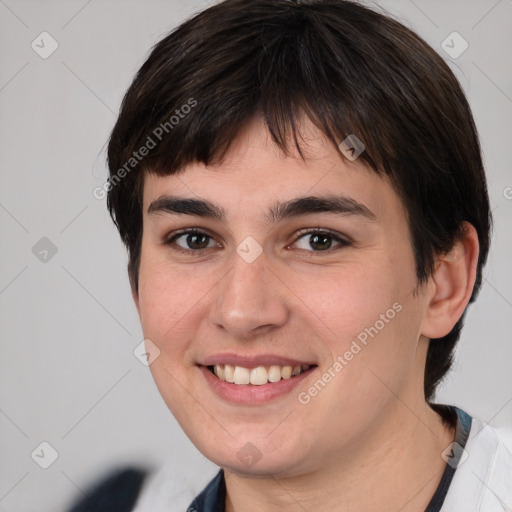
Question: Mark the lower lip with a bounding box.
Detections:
[199,365,317,405]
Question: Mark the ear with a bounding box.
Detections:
[420,222,480,339]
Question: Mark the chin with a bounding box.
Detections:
[196,432,309,478]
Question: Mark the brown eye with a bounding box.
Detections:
[166,229,220,252]
[293,230,351,252]
[308,233,333,251]
[181,232,210,249]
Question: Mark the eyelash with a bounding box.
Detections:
[164,228,352,255]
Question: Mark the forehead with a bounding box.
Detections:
[142,118,404,223]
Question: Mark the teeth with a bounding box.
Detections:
[268,365,282,383]
[292,365,302,377]
[281,365,292,379]
[224,364,235,383]
[214,364,224,380]
[210,363,311,385]
[250,367,268,385]
[233,366,250,385]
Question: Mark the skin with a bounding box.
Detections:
[133,116,479,512]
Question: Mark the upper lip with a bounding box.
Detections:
[199,353,317,368]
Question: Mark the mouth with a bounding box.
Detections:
[206,363,315,385]
[198,360,318,405]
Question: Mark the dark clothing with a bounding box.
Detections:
[66,468,148,512]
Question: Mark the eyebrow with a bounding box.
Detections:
[147,194,376,222]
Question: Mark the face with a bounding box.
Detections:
[135,117,431,477]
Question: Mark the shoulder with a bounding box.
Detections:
[442,415,512,511]
[66,467,149,512]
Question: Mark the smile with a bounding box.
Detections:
[208,364,313,385]
[198,353,318,404]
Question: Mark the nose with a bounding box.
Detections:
[209,250,289,340]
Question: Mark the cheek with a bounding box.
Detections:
[135,254,208,421]
[293,259,406,342]
[136,251,208,362]
[297,253,419,392]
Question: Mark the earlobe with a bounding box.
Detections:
[421,222,480,339]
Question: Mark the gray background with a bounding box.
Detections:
[0,0,511,511]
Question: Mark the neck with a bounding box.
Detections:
[224,402,456,512]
